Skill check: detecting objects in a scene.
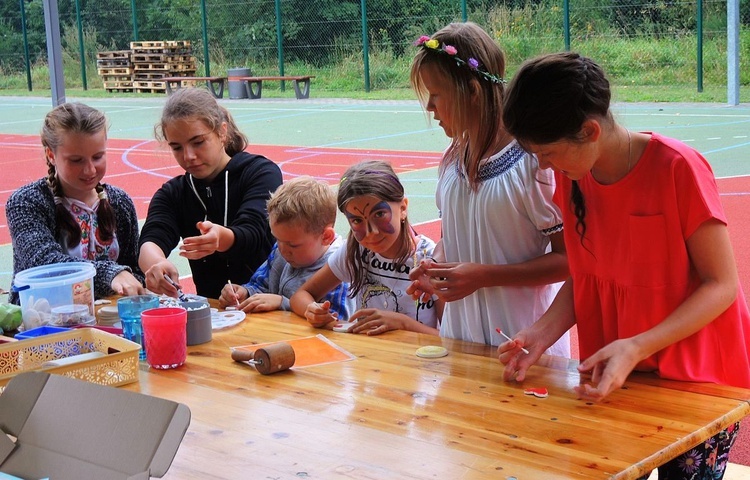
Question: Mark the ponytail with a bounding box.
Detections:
[219,105,248,156]
[570,180,595,255]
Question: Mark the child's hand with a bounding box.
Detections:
[421,262,480,302]
[497,328,541,382]
[304,300,338,328]
[407,258,437,302]
[349,308,406,335]
[242,294,283,313]
[219,283,248,307]
[574,338,642,402]
[144,261,180,296]
[111,270,146,296]
[180,221,222,260]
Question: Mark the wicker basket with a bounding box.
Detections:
[0,328,140,391]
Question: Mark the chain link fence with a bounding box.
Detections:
[1,0,748,93]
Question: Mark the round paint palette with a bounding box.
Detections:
[415,345,449,358]
[211,310,246,330]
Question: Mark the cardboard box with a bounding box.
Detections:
[0,329,140,392]
[0,372,190,479]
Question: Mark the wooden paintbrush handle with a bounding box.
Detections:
[231,349,255,362]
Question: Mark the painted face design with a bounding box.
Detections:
[345,200,395,242]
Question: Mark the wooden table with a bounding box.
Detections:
[122,309,750,479]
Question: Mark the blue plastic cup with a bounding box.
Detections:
[117,295,160,360]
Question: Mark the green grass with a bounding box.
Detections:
[2,83,747,104]
[2,37,748,103]
[612,84,749,103]
[2,0,747,104]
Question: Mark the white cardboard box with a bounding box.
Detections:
[0,372,190,479]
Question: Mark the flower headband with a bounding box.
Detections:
[414,35,505,85]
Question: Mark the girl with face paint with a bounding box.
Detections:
[290,161,442,335]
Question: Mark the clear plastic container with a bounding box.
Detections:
[50,304,95,327]
[13,262,96,331]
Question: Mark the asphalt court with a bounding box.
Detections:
[0,96,749,291]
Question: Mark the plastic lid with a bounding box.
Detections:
[51,304,89,315]
[13,262,96,289]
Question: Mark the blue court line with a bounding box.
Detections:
[703,141,750,155]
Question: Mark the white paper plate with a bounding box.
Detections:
[211,310,246,330]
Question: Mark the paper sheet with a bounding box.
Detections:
[231,334,355,368]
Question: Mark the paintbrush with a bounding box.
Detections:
[227,279,240,307]
[496,328,530,354]
[163,274,189,302]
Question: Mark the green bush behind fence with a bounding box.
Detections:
[1,0,748,92]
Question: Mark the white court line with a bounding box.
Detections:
[120,139,175,179]
[283,148,440,160]
[718,173,750,179]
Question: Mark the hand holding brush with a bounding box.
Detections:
[163,274,189,302]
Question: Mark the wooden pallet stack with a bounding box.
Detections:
[130,40,196,93]
[97,50,134,93]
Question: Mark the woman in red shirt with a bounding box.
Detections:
[499,52,750,480]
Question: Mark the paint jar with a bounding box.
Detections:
[181,301,212,346]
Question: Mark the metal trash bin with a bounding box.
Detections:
[227,67,252,99]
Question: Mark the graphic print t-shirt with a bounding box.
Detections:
[328,235,438,328]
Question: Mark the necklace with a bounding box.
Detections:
[591,128,632,182]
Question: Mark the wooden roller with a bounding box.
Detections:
[231,342,295,375]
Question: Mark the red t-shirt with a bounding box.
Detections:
[555,133,750,387]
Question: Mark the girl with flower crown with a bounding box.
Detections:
[408,22,570,356]
[7,103,145,302]
[290,160,442,335]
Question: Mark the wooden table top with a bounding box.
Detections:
[122,308,750,480]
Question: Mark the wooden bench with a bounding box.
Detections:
[235,76,315,100]
[163,76,227,99]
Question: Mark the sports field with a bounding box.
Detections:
[1,95,750,467]
[1,96,749,295]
